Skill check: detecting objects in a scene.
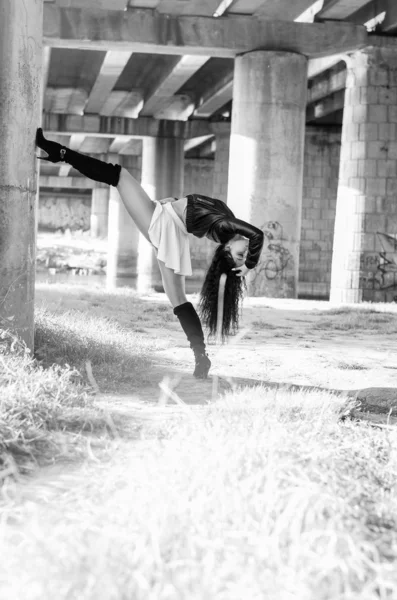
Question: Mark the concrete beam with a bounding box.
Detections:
[194,71,233,117]
[306,89,345,122]
[307,54,344,78]
[307,64,346,102]
[316,0,373,20]
[226,0,265,15]
[55,0,129,8]
[100,90,143,118]
[348,0,397,33]
[152,94,194,120]
[108,136,129,153]
[40,175,95,189]
[43,5,368,59]
[375,0,397,31]
[294,1,327,23]
[84,51,132,114]
[79,136,111,154]
[156,0,222,15]
[118,139,142,155]
[184,134,214,153]
[42,112,214,139]
[45,87,87,114]
[186,137,216,158]
[254,0,325,20]
[141,55,210,117]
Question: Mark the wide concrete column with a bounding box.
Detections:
[330,40,397,303]
[0,0,43,349]
[227,51,307,297]
[90,185,109,238]
[211,122,231,201]
[106,155,140,288]
[138,136,184,291]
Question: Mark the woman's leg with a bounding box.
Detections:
[117,168,156,242]
[118,173,210,376]
[157,260,188,308]
[160,261,211,378]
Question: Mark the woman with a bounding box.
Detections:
[36,128,264,379]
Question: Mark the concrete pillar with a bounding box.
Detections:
[91,186,109,238]
[0,0,43,349]
[330,40,397,303]
[141,136,184,199]
[227,51,308,297]
[106,155,140,288]
[138,136,185,291]
[211,122,231,201]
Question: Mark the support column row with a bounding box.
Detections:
[100,51,309,298]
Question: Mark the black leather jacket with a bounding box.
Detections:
[185,194,264,269]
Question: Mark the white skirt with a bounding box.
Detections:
[148,199,192,276]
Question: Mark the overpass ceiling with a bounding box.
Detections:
[40,0,397,172]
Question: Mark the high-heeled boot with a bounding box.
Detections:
[36,128,121,187]
[173,302,211,379]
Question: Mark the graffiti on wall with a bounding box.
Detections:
[259,221,293,280]
[359,232,397,293]
[249,221,294,295]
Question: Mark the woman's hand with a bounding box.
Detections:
[231,265,250,277]
[158,197,175,205]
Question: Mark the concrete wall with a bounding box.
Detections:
[299,127,341,299]
[38,192,92,231]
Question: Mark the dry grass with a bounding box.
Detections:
[313,308,397,333]
[34,283,173,392]
[0,388,396,599]
[0,328,121,480]
[336,360,369,371]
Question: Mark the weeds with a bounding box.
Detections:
[313,310,397,333]
[34,305,161,392]
[0,328,118,480]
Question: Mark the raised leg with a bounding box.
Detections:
[116,167,156,242]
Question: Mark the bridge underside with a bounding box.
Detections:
[1,0,397,346]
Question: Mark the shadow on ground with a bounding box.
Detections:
[96,362,397,426]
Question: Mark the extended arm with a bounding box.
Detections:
[218,218,264,269]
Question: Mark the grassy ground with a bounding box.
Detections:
[0,326,128,480]
[1,278,397,599]
[34,283,172,392]
[1,389,396,599]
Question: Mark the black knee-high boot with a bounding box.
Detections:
[36,128,121,187]
[173,302,211,379]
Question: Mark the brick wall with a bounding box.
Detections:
[299,126,341,299]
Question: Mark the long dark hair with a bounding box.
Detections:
[199,244,246,342]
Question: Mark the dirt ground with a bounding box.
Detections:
[92,294,397,424]
[35,231,397,421]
